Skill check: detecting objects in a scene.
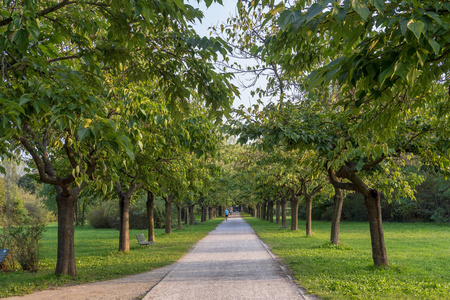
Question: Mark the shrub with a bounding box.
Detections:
[86,206,111,228]
[0,223,46,272]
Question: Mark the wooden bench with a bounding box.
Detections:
[136,234,156,246]
[0,249,9,264]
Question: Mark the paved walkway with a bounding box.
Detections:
[6,214,315,300]
[143,214,311,299]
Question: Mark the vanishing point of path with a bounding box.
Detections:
[6,214,315,300]
[143,214,311,300]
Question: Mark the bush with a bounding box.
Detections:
[86,206,110,228]
[0,222,46,272]
[86,197,167,229]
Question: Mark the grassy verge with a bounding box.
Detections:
[0,218,222,297]
[243,214,449,299]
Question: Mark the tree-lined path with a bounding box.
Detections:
[143,214,311,300]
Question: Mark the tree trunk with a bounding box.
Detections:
[261,202,266,220]
[276,200,280,225]
[305,195,312,236]
[290,197,300,231]
[189,205,195,225]
[365,189,389,267]
[117,182,140,252]
[201,206,206,222]
[177,204,183,230]
[208,207,213,220]
[268,201,274,223]
[281,199,287,227]
[118,192,131,252]
[81,202,86,227]
[164,195,172,234]
[55,186,78,276]
[146,190,155,242]
[252,205,257,217]
[185,205,189,225]
[330,187,344,245]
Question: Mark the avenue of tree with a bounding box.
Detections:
[0,0,449,276]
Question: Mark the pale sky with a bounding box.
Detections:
[189,0,269,109]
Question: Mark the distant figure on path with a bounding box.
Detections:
[225,209,229,221]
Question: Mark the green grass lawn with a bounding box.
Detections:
[0,218,223,297]
[243,215,449,300]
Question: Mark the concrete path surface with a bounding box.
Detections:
[143,214,313,300]
[5,214,315,300]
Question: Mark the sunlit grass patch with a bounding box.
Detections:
[243,215,449,299]
[0,218,222,297]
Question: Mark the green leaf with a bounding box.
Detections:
[13,28,29,52]
[394,62,408,81]
[370,0,385,14]
[428,39,440,55]
[78,127,89,141]
[278,10,303,30]
[173,0,185,10]
[407,20,425,41]
[352,0,370,21]
[305,3,323,23]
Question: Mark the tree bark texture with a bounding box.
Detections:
[365,189,389,266]
[117,182,140,252]
[208,207,213,220]
[146,191,155,242]
[55,187,78,276]
[330,186,344,245]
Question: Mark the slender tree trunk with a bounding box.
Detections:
[305,195,312,236]
[330,187,344,245]
[276,200,280,225]
[268,201,274,223]
[146,191,155,242]
[81,202,86,227]
[290,197,300,231]
[117,182,140,252]
[252,205,257,217]
[177,204,183,230]
[185,205,189,225]
[55,186,78,276]
[189,205,195,225]
[281,199,287,227]
[261,202,266,220]
[201,206,206,222]
[118,193,131,252]
[164,195,172,234]
[365,189,389,266]
[208,207,213,220]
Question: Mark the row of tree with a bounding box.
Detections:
[219,0,449,269]
[0,0,237,276]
